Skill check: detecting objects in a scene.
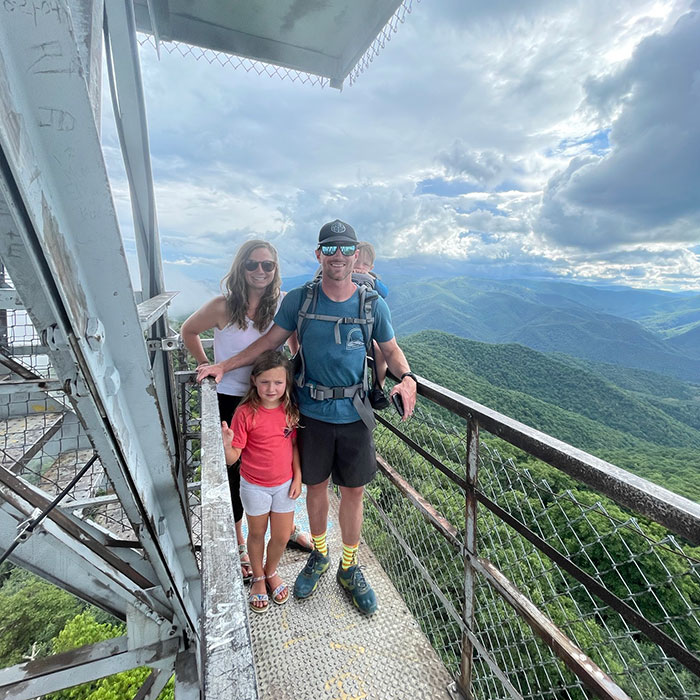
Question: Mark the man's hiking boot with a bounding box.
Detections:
[294,548,330,599]
[336,562,377,615]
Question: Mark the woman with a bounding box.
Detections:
[181,240,310,581]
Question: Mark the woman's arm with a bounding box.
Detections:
[181,297,227,366]
[286,330,300,356]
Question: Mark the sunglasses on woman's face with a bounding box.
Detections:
[319,244,357,257]
[244,260,276,272]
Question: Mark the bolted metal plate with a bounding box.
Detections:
[247,490,454,699]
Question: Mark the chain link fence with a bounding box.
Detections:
[365,387,700,699]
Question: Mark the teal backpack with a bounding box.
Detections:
[292,273,388,429]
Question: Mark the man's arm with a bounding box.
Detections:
[196,323,293,383]
[377,337,417,420]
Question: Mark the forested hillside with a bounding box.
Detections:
[385,276,700,383]
[400,330,700,501]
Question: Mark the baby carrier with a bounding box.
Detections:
[292,272,388,430]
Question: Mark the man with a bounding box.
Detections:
[197,219,417,615]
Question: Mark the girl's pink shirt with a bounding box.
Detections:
[230,403,296,486]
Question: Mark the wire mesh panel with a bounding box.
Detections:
[364,387,700,700]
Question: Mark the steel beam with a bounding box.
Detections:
[0,636,179,700]
[0,0,200,637]
[104,0,181,467]
[0,378,63,395]
[0,466,171,620]
[137,291,179,331]
[0,288,23,309]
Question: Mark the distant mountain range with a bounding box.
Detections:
[378,275,700,383]
[400,330,700,501]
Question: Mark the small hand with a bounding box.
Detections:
[288,478,301,499]
[221,421,234,447]
[197,362,224,383]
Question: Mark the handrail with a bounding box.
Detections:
[412,373,700,546]
[378,370,700,698]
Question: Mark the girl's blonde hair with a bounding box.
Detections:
[221,240,281,331]
[239,350,300,430]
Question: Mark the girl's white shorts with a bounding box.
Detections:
[240,476,296,516]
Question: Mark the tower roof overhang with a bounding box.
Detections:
[133,0,407,88]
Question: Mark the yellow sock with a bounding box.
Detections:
[341,542,359,570]
[312,532,328,557]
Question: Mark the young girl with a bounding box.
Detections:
[221,350,301,613]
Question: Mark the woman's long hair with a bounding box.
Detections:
[221,240,281,331]
[239,350,300,431]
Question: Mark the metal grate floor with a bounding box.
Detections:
[247,490,454,700]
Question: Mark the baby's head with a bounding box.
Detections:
[354,241,376,275]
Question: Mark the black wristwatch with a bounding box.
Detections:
[400,371,417,383]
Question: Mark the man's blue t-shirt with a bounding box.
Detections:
[275,284,394,424]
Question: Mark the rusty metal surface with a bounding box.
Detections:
[248,490,454,700]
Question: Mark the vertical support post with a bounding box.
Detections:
[0,263,8,358]
[459,417,479,697]
[67,0,104,130]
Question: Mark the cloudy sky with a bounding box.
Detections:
[102,0,700,316]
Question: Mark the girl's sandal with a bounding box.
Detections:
[266,570,289,605]
[238,543,253,583]
[287,524,313,552]
[248,575,269,614]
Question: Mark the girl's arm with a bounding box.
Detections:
[221,421,242,466]
[288,442,301,499]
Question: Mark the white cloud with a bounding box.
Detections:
[537,6,700,250]
[103,0,699,318]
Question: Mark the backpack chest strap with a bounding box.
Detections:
[307,382,363,400]
[298,311,372,345]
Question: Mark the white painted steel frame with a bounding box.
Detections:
[0,0,200,641]
[0,636,179,700]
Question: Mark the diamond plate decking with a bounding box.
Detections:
[247,490,454,700]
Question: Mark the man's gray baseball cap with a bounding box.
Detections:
[318,219,358,245]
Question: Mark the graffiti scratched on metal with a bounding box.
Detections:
[0,4,201,635]
[200,379,258,699]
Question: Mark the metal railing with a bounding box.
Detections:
[364,375,700,700]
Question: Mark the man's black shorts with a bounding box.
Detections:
[297,415,377,488]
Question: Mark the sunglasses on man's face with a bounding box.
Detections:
[319,244,357,257]
[244,260,276,272]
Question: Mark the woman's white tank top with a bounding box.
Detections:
[213,297,282,397]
